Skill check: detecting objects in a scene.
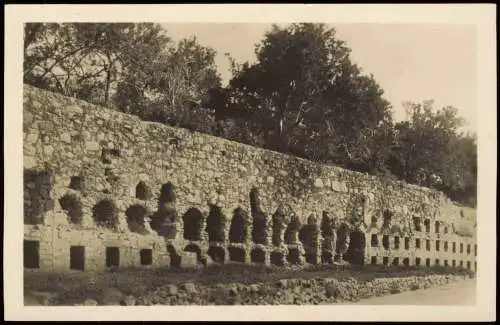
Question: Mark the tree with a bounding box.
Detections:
[389,100,476,205]
[24,23,222,133]
[115,36,222,133]
[23,23,171,106]
[213,23,393,171]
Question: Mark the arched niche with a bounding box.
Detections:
[229,208,249,243]
[205,205,226,242]
[92,199,118,229]
[250,188,268,245]
[125,204,150,234]
[271,208,287,246]
[284,214,301,245]
[59,193,83,224]
[182,208,204,241]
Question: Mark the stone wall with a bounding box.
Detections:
[22,84,477,272]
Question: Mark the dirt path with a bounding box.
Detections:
[348,278,476,305]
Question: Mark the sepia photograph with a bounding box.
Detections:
[4,4,497,322]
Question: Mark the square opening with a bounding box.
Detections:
[435,240,440,251]
[140,249,153,266]
[460,243,464,254]
[460,260,463,267]
[106,247,120,268]
[444,260,448,267]
[415,238,421,249]
[444,241,448,252]
[452,242,456,253]
[392,257,399,266]
[415,257,421,266]
[466,244,471,255]
[425,258,431,267]
[24,240,40,269]
[382,256,389,265]
[426,239,431,251]
[435,259,440,266]
[371,234,378,247]
[452,260,456,267]
[403,257,410,266]
[228,247,246,263]
[371,256,377,265]
[404,237,410,250]
[466,261,471,270]
[70,246,85,271]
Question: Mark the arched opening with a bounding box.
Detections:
[321,213,336,264]
[251,248,266,264]
[250,188,268,245]
[59,194,83,224]
[343,229,366,266]
[125,204,149,234]
[151,182,178,237]
[229,208,248,243]
[413,217,422,231]
[92,199,118,229]
[207,246,225,263]
[382,235,390,250]
[159,182,176,205]
[271,209,286,246]
[252,213,268,245]
[24,169,54,225]
[299,216,319,265]
[182,208,204,241]
[284,215,301,244]
[382,210,392,228]
[424,219,430,232]
[135,181,152,200]
[286,248,301,265]
[205,205,226,242]
[228,246,246,263]
[335,223,350,263]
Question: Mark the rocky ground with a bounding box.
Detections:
[24,264,474,306]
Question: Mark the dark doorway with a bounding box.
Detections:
[207,246,225,264]
[287,248,301,265]
[228,247,246,262]
[140,249,153,265]
[106,247,120,268]
[343,230,365,266]
[24,240,40,269]
[251,248,266,264]
[70,246,85,271]
[270,251,285,266]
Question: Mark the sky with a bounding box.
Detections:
[161,23,477,132]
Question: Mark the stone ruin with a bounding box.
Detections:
[22,84,478,273]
